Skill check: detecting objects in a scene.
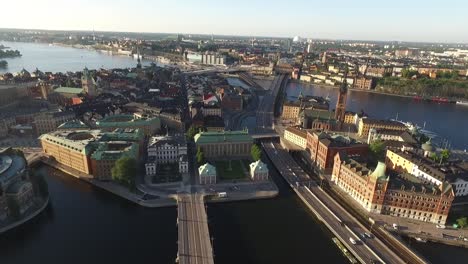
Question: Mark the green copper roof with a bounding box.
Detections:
[370,162,388,181]
[250,160,268,173]
[194,130,253,144]
[90,142,138,161]
[198,163,217,176]
[54,87,83,94]
[96,114,160,128]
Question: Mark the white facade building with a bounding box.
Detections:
[145,135,188,177]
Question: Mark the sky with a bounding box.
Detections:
[2,0,468,43]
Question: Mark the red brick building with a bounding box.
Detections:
[331,153,455,225]
[306,131,368,173]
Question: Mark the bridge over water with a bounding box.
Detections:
[176,193,214,264]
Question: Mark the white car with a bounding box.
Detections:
[436,224,446,229]
[392,223,399,230]
[349,237,357,245]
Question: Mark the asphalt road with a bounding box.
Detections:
[256,74,285,133]
[262,141,407,264]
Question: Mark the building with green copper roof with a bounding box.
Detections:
[95,114,160,136]
[194,130,253,159]
[54,87,83,97]
[39,128,144,178]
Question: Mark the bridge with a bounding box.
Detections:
[177,193,214,264]
[256,74,287,133]
[263,141,427,264]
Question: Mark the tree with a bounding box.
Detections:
[196,147,205,165]
[369,140,386,162]
[251,144,262,161]
[456,217,468,228]
[440,149,450,162]
[111,157,137,189]
[186,125,204,140]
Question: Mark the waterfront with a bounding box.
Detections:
[0,41,151,73]
[287,82,468,149]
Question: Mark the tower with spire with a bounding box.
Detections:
[335,67,348,128]
[82,67,97,97]
[136,46,142,69]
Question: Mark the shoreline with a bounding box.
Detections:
[39,159,278,208]
[0,196,49,234]
[290,79,468,101]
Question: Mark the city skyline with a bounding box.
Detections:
[3,0,468,43]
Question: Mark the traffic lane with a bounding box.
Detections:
[264,145,384,263]
[299,187,377,263]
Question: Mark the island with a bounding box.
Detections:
[0,49,22,59]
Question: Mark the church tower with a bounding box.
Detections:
[335,68,348,127]
[82,67,97,97]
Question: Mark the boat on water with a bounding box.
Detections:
[332,237,358,264]
[456,100,468,106]
[415,237,427,243]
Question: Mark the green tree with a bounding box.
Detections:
[111,157,137,189]
[440,149,450,162]
[369,140,386,162]
[196,147,205,164]
[186,125,204,140]
[456,217,468,228]
[251,144,262,161]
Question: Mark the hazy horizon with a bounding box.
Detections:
[3,0,468,43]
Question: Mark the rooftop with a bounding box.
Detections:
[194,130,253,144]
[54,86,83,94]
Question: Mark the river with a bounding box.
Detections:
[0,41,151,73]
[287,81,468,149]
[1,44,468,263]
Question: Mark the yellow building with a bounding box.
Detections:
[39,130,99,174]
[284,127,307,149]
[358,118,406,138]
[344,112,355,124]
[385,148,415,173]
[281,102,301,121]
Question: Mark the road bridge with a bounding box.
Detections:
[262,141,427,264]
[177,193,214,264]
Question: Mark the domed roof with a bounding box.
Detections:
[370,161,388,181]
[422,139,435,152]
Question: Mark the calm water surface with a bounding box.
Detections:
[0,45,467,264]
[0,41,150,73]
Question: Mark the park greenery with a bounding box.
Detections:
[369,140,386,163]
[111,157,137,189]
[430,149,451,163]
[196,147,205,165]
[186,125,205,140]
[251,144,262,161]
[0,49,21,59]
[456,217,467,228]
[377,75,468,99]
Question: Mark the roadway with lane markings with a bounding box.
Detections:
[177,193,214,264]
[262,141,411,264]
